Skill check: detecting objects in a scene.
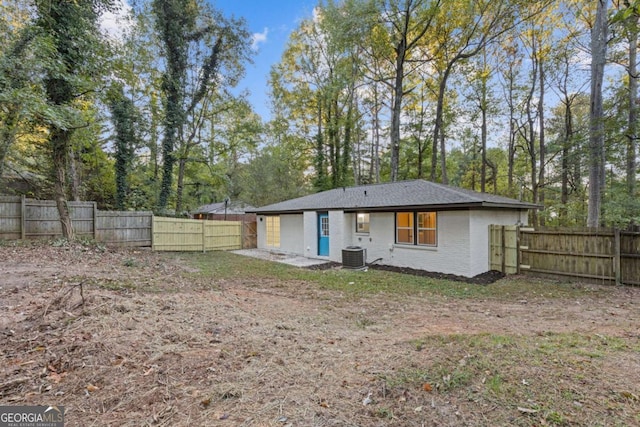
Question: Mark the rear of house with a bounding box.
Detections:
[249,180,536,278]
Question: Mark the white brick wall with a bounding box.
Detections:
[280,214,304,254]
[257,208,527,277]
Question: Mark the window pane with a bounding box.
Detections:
[418,212,436,228]
[417,212,436,246]
[418,229,436,245]
[397,228,413,244]
[397,212,413,227]
[356,213,370,233]
[266,216,280,247]
[321,217,329,236]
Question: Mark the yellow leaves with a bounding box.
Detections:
[86,383,99,393]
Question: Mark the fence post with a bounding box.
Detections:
[151,215,155,251]
[20,196,26,240]
[614,228,621,286]
[202,220,206,253]
[501,225,506,273]
[93,202,98,240]
[516,225,521,275]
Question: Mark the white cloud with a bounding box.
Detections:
[100,0,133,40]
[251,27,269,51]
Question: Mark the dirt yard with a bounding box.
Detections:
[1,242,638,426]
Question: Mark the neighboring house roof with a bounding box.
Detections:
[192,200,255,215]
[247,180,540,214]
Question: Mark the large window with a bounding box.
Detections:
[356,213,370,233]
[396,212,437,246]
[265,216,280,248]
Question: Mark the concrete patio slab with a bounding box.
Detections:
[232,249,331,268]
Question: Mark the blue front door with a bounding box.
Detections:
[318,212,329,256]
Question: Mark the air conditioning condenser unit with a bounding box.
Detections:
[342,246,367,269]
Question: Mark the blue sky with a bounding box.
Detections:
[212,0,319,121]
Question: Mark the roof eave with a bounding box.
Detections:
[250,202,538,214]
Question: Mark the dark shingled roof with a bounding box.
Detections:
[192,201,255,215]
[247,180,539,214]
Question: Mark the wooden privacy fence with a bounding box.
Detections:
[0,196,249,251]
[152,217,242,252]
[490,225,640,286]
[0,196,152,245]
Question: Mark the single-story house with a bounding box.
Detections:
[192,200,256,221]
[247,180,538,278]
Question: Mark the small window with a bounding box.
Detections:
[396,212,414,244]
[356,213,370,233]
[417,212,437,246]
[396,212,437,246]
[320,216,329,236]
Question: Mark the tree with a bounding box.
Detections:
[611,0,640,198]
[34,0,116,238]
[587,0,610,227]
[269,5,365,191]
[372,0,441,182]
[107,83,139,210]
[153,0,251,213]
[0,1,53,184]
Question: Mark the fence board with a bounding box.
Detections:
[490,226,640,285]
[620,231,640,285]
[96,211,152,246]
[23,199,96,239]
[0,197,246,250]
[204,220,241,250]
[520,228,615,282]
[152,217,242,252]
[0,196,22,239]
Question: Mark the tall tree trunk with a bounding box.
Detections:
[507,68,517,197]
[51,128,75,239]
[538,59,546,226]
[524,59,538,226]
[481,88,488,193]
[431,72,448,183]
[68,146,81,201]
[342,94,354,187]
[315,98,326,190]
[627,12,638,197]
[176,156,186,215]
[561,96,573,221]
[587,0,609,227]
[370,86,381,184]
[390,46,405,182]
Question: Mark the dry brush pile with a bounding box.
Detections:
[1,242,639,426]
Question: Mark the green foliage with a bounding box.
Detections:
[152,0,253,212]
[107,83,140,210]
[238,145,310,207]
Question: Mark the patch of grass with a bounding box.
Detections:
[411,338,426,351]
[373,407,394,419]
[122,258,137,267]
[544,410,569,426]
[383,332,639,425]
[178,252,607,301]
[88,277,135,291]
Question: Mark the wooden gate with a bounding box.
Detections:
[242,220,257,249]
[489,225,520,274]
